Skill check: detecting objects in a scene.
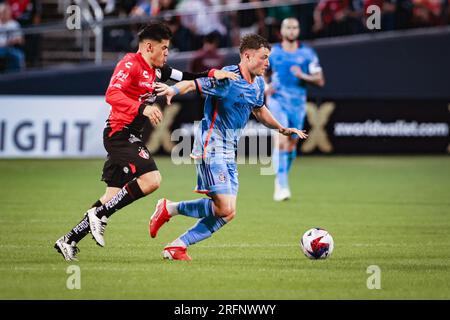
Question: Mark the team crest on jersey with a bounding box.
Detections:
[138,148,150,159]
[218,172,226,183]
[209,78,217,88]
[296,57,305,64]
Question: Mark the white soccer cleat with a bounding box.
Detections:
[274,188,291,201]
[273,179,291,201]
[87,208,108,247]
[54,236,80,261]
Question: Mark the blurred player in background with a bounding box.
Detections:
[54,22,237,261]
[266,17,325,202]
[150,34,308,261]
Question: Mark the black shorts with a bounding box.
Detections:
[101,129,158,188]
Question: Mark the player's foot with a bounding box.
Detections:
[149,198,171,238]
[54,236,80,261]
[274,187,291,201]
[162,245,192,261]
[87,208,108,247]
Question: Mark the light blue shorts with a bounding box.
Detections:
[269,97,306,133]
[194,159,239,196]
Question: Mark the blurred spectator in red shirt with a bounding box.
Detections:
[153,0,176,15]
[412,0,442,26]
[313,0,364,36]
[7,0,41,25]
[7,0,41,67]
[189,31,224,73]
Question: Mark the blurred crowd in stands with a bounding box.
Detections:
[0,0,449,73]
[109,0,450,52]
[0,0,41,72]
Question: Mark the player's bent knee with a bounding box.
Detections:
[213,205,235,218]
[137,171,161,195]
[224,211,236,222]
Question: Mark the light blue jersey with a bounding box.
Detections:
[268,42,321,130]
[191,65,265,195]
[269,43,321,110]
[192,65,265,162]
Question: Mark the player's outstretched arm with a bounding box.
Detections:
[154,81,196,105]
[253,105,308,139]
[290,66,325,87]
[160,66,238,82]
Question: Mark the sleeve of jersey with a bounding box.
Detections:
[254,78,265,109]
[159,65,214,82]
[194,77,230,98]
[105,61,142,116]
[308,52,323,75]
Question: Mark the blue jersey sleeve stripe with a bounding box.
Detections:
[203,98,219,158]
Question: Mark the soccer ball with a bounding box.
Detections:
[300,227,334,259]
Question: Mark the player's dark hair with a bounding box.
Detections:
[138,22,172,42]
[239,34,271,54]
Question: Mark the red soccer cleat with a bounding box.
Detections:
[162,246,192,261]
[149,198,171,238]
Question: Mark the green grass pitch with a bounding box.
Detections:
[0,156,449,299]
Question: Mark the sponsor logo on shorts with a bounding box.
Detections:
[128,134,141,144]
[123,167,129,174]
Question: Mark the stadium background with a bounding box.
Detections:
[0,0,449,301]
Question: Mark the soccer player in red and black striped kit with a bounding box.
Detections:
[54,22,238,261]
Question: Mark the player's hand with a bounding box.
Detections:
[154,82,176,105]
[213,70,239,81]
[279,127,308,139]
[143,105,163,126]
[290,66,305,80]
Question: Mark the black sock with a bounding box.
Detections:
[66,200,103,244]
[95,179,145,219]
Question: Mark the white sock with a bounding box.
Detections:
[166,201,179,216]
[170,238,187,248]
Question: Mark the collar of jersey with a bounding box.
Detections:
[136,52,154,71]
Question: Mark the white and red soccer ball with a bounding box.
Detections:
[300,227,334,259]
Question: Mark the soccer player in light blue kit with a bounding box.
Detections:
[267,17,325,201]
[149,34,308,260]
